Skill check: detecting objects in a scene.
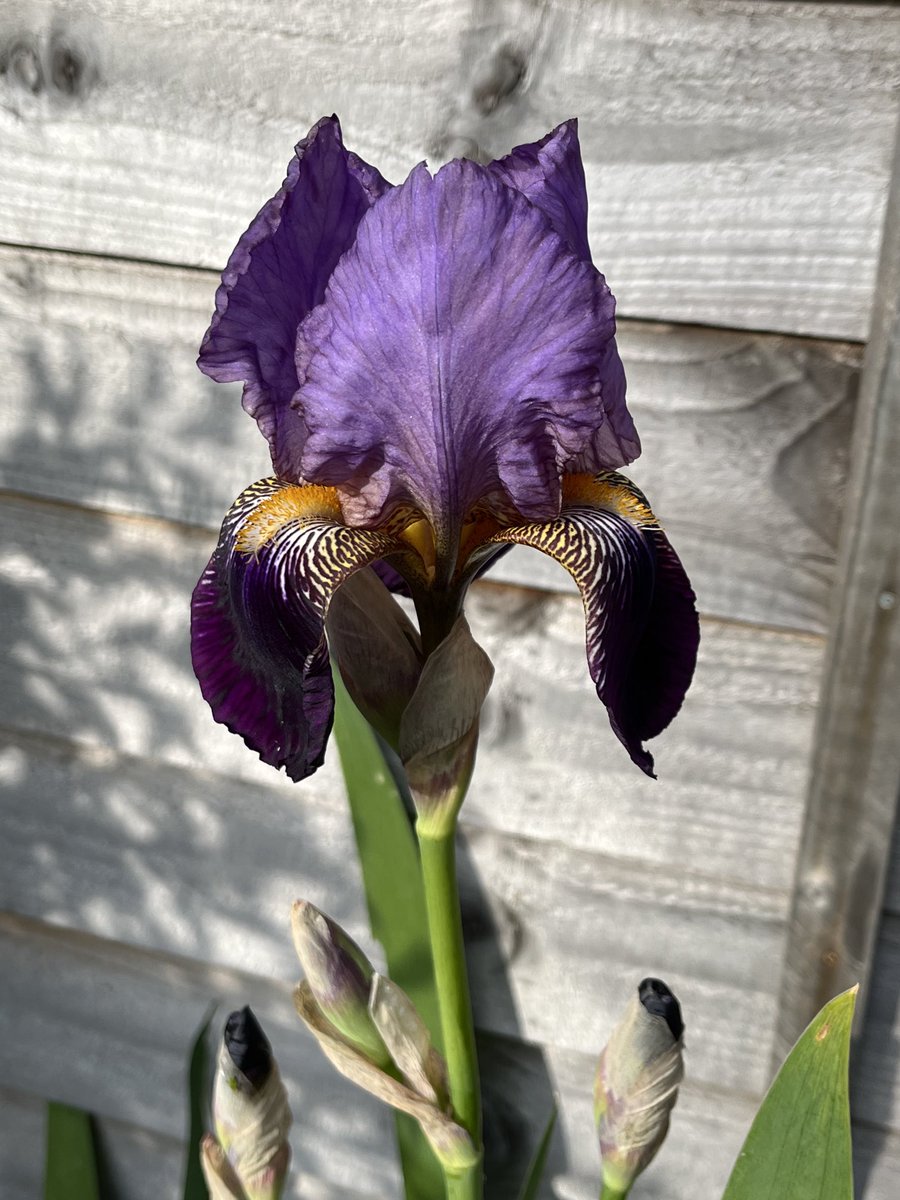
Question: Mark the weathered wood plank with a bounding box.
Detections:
[0,492,822,890]
[2,723,783,1097]
[851,913,900,1136]
[774,113,900,1061]
[0,245,860,632]
[0,915,764,1200]
[0,1,896,337]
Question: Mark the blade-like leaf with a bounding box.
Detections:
[183,1005,217,1200]
[722,986,857,1200]
[517,1103,558,1200]
[332,669,444,1200]
[44,1102,101,1200]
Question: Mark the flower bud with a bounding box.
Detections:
[294,975,478,1176]
[200,1134,246,1200]
[398,615,494,835]
[211,1007,291,1200]
[326,566,423,747]
[594,978,684,1196]
[290,899,389,1065]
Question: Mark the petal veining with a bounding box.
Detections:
[198,117,390,480]
[487,118,592,261]
[489,473,699,775]
[295,159,638,557]
[191,478,400,780]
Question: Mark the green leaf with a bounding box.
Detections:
[332,669,445,1200]
[517,1104,557,1200]
[183,1005,217,1200]
[722,986,857,1200]
[44,1102,101,1200]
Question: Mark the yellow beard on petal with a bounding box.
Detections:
[562,472,660,529]
[235,484,344,555]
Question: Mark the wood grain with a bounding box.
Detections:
[0,245,861,632]
[0,2,896,336]
[2,722,784,1098]
[774,114,900,1061]
[0,914,761,1200]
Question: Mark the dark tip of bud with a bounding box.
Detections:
[224,1006,273,1087]
[638,978,684,1041]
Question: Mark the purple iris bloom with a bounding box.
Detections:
[192,116,699,782]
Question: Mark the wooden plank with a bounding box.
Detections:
[851,914,900,1135]
[0,245,861,632]
[0,915,765,1200]
[773,111,900,1062]
[2,724,784,1097]
[0,2,896,336]
[0,492,822,890]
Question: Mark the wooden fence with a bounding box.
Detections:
[2,2,900,1197]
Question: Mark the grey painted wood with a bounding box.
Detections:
[2,722,784,1098]
[0,491,822,888]
[0,3,896,337]
[853,914,900,1136]
[0,914,762,1200]
[774,111,900,1063]
[0,245,860,632]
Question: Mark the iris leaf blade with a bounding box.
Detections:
[721,986,857,1200]
[183,1005,216,1200]
[516,1103,557,1200]
[332,669,444,1200]
[44,1102,101,1200]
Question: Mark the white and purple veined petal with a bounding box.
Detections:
[489,473,699,777]
[191,479,401,781]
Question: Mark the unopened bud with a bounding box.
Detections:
[399,616,494,835]
[291,900,389,1065]
[326,567,423,747]
[212,1007,292,1200]
[594,978,684,1196]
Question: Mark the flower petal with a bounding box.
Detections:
[489,474,699,776]
[487,118,591,261]
[198,116,390,480]
[191,478,399,780]
[295,159,638,556]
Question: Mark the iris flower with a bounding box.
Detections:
[191,116,699,783]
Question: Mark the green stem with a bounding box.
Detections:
[418,823,483,1198]
[445,1166,483,1200]
[600,1183,629,1200]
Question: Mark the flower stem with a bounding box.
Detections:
[418,822,483,1199]
[600,1183,629,1200]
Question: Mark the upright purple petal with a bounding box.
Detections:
[489,473,699,775]
[487,119,591,261]
[198,117,391,480]
[296,160,638,562]
[191,478,399,780]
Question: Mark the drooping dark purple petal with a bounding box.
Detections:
[296,159,638,560]
[487,119,592,261]
[489,473,699,776]
[191,478,399,780]
[198,117,390,480]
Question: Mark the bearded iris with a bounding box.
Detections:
[191,115,699,784]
